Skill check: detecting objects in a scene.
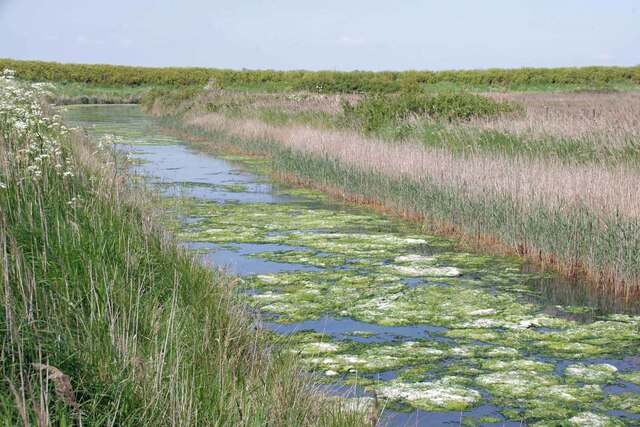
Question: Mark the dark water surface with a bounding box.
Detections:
[64,105,640,427]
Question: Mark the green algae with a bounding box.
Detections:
[619,371,640,385]
[476,370,604,404]
[462,416,502,427]
[248,250,349,268]
[565,363,618,384]
[303,341,447,375]
[482,359,555,373]
[343,331,378,338]
[605,393,640,414]
[339,376,376,388]
[567,412,626,427]
[376,377,482,412]
[149,167,640,421]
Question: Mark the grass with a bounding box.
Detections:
[0,74,366,424]
[145,87,640,294]
[45,82,158,104]
[159,88,640,167]
[419,80,640,93]
[340,92,521,133]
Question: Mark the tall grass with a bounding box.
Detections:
[149,98,640,294]
[0,72,364,425]
[148,88,640,167]
[182,113,640,221]
[45,82,155,105]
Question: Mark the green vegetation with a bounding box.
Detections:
[0,75,364,424]
[57,98,640,424]
[46,82,156,104]
[3,57,639,93]
[146,88,640,168]
[149,103,640,293]
[149,151,640,424]
[341,92,521,132]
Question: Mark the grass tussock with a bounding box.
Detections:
[0,71,365,425]
[146,86,640,294]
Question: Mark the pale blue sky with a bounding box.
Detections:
[0,0,638,71]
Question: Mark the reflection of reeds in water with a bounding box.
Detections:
[522,264,640,319]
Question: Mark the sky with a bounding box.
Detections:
[0,0,638,71]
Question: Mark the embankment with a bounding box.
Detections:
[0,75,363,425]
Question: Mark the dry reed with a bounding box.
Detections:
[184,112,640,221]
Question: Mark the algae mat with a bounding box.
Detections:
[64,105,640,426]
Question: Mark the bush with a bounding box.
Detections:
[343,92,521,132]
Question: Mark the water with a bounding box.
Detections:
[64,105,640,426]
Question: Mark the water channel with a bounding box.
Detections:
[64,105,640,426]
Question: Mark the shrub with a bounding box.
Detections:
[342,92,521,132]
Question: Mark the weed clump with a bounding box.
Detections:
[342,92,521,132]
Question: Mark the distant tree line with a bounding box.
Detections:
[2,58,638,92]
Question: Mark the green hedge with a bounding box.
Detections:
[2,58,639,93]
[342,92,521,132]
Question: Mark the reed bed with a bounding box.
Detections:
[184,113,640,221]
[0,72,364,425]
[459,91,640,159]
[146,88,640,292]
[159,89,640,165]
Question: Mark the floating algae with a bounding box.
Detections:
[377,377,482,412]
[65,105,640,426]
[565,363,618,384]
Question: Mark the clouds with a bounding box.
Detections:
[74,35,104,47]
[0,0,638,70]
[117,39,134,49]
[331,36,368,47]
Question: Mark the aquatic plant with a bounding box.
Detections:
[153,181,640,423]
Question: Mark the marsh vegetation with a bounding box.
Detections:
[61,104,640,426]
[146,87,640,295]
[3,59,640,425]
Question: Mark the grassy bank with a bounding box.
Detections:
[3,58,640,93]
[144,89,640,297]
[0,73,364,424]
[45,82,157,104]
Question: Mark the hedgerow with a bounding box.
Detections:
[2,58,639,93]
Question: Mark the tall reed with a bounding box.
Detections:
[154,103,640,293]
